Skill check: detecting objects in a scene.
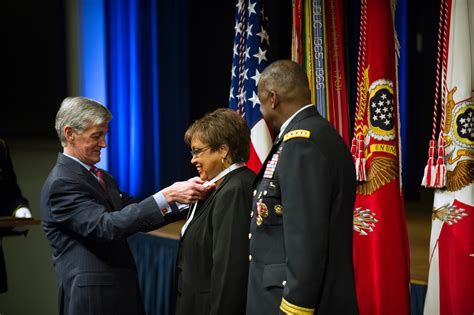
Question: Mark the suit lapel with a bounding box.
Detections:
[181,167,242,238]
[102,175,122,211]
[189,189,218,224]
[180,187,218,240]
[58,153,116,210]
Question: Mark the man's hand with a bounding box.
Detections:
[162,180,207,204]
[188,176,216,191]
[187,176,216,197]
[187,176,205,185]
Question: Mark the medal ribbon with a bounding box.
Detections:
[181,162,246,236]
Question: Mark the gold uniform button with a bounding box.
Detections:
[274,204,283,216]
[249,255,252,261]
[282,280,287,286]
[248,233,252,239]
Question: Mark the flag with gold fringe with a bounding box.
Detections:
[423,0,474,314]
[350,0,410,314]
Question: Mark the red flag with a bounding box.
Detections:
[351,1,410,314]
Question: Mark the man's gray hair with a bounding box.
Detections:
[55,96,112,147]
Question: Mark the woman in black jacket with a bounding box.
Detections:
[174,108,255,315]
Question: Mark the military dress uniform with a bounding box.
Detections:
[246,106,359,315]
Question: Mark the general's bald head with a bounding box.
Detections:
[258,60,311,106]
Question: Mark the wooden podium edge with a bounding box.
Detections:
[0,218,41,235]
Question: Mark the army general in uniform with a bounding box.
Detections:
[246,60,359,315]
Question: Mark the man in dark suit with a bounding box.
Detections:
[40,96,208,315]
[0,138,33,293]
[246,60,359,315]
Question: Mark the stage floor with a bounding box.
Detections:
[151,189,435,284]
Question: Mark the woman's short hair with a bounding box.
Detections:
[55,96,112,147]
[184,108,250,162]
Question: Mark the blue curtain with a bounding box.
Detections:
[128,234,179,315]
[102,2,189,312]
[77,0,109,169]
[105,0,160,199]
[395,0,414,197]
[155,0,191,188]
[410,282,427,315]
[76,1,189,314]
[102,0,190,199]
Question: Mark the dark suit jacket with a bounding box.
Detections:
[0,139,29,293]
[175,166,255,315]
[247,106,359,314]
[40,153,166,315]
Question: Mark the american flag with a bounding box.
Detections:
[229,0,273,173]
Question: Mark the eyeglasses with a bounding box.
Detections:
[190,145,211,158]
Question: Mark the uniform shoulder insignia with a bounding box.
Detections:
[280,297,315,314]
[283,129,311,142]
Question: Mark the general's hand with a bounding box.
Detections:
[162,180,207,204]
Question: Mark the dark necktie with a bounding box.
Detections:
[90,166,108,192]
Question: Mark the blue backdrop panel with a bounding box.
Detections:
[77,0,108,169]
[395,0,415,197]
[410,282,427,315]
[104,0,190,199]
[155,0,191,187]
[105,0,160,199]
[128,233,179,315]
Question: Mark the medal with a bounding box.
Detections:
[274,204,283,216]
[260,202,268,218]
[257,201,268,218]
[256,201,268,225]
